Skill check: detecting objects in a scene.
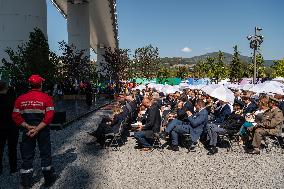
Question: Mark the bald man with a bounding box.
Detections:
[134,98,161,151]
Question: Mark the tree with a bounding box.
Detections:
[0,28,55,93]
[103,47,131,83]
[133,45,160,79]
[255,53,265,78]
[229,45,245,82]
[272,58,284,77]
[157,66,171,78]
[175,66,189,79]
[57,41,96,87]
[193,60,207,78]
[213,51,228,82]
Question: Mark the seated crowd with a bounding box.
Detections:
[89,85,284,155]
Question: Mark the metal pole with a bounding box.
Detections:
[253,27,257,84]
[253,47,257,84]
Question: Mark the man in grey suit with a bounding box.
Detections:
[170,100,208,151]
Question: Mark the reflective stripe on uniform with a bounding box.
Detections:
[20,109,45,114]
[13,108,20,113]
[20,168,33,174]
[42,166,52,171]
[46,107,54,111]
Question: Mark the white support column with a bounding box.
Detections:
[67,1,90,57]
[0,0,47,66]
[96,46,107,77]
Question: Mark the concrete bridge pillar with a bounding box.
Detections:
[67,0,90,57]
[0,0,47,66]
[96,46,108,78]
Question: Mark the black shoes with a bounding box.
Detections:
[188,142,197,152]
[207,146,218,155]
[171,145,179,151]
[159,132,169,140]
[43,169,57,187]
[248,149,260,155]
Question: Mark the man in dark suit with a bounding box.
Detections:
[170,100,208,151]
[213,100,232,124]
[0,81,18,175]
[206,100,232,155]
[207,101,243,155]
[134,98,161,151]
[243,96,258,115]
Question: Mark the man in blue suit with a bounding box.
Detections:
[165,96,193,135]
[170,100,208,151]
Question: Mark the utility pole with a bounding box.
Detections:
[247,27,264,84]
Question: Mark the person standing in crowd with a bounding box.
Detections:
[12,75,56,188]
[0,81,18,175]
[85,82,93,107]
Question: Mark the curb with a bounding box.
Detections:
[50,100,114,130]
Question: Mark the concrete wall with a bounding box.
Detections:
[0,0,47,65]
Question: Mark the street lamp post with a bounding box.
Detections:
[247,27,264,84]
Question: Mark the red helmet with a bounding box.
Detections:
[28,75,45,85]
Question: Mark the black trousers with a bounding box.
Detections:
[20,127,51,170]
[0,129,19,172]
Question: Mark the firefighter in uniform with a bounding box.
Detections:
[12,75,56,188]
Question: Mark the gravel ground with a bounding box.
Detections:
[1,109,283,189]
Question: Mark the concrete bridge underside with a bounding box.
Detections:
[0,0,118,75]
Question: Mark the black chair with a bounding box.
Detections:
[263,134,284,154]
[219,133,242,152]
[104,120,126,151]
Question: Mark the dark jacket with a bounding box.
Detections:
[187,108,208,142]
[278,101,284,115]
[243,102,258,115]
[143,104,161,136]
[214,104,231,123]
[0,91,17,131]
[220,111,245,131]
[111,113,125,133]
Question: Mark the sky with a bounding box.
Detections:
[47,0,284,60]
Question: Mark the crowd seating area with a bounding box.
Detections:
[89,85,284,155]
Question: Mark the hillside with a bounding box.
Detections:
[160,52,274,67]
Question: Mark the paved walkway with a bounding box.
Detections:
[54,97,111,122]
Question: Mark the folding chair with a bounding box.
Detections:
[182,133,202,153]
[104,120,125,151]
[263,134,284,154]
[219,133,242,152]
[150,133,164,152]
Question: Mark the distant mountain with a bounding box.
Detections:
[160,52,275,67]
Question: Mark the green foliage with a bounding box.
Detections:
[133,45,161,79]
[272,58,284,77]
[192,51,229,82]
[157,67,171,78]
[0,28,55,91]
[175,66,189,79]
[102,47,131,83]
[57,41,96,85]
[229,45,245,82]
